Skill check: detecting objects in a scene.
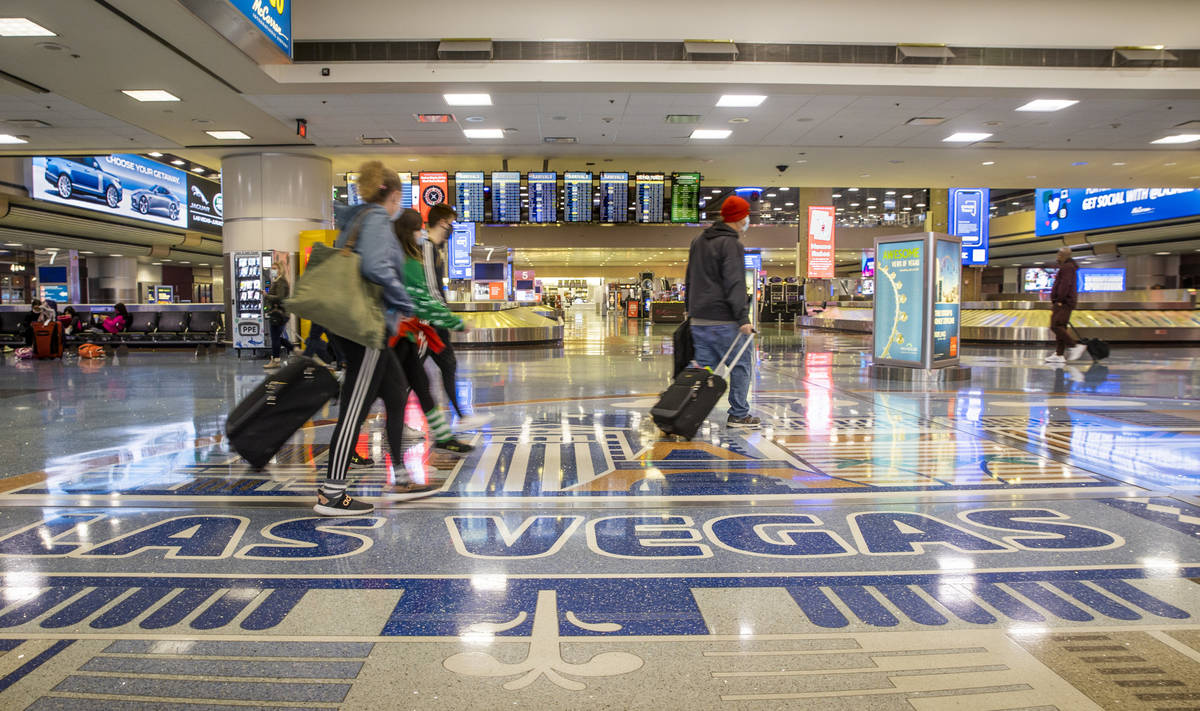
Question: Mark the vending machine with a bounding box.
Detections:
[232,250,270,353]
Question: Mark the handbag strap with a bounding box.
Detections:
[341,207,375,252]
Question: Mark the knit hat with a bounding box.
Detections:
[720,195,750,223]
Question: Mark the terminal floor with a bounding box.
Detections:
[0,310,1199,709]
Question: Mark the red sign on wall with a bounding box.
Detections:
[806,206,836,279]
[488,282,504,300]
[418,171,449,224]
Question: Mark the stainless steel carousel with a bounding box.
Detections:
[446,301,564,347]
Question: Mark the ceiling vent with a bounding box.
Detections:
[665,114,702,124]
[543,136,577,144]
[4,119,50,128]
[896,44,955,63]
[905,117,946,126]
[358,135,395,145]
[684,40,738,61]
[438,39,493,60]
[1113,47,1178,66]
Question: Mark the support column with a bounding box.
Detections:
[92,257,137,304]
[794,188,833,304]
[925,189,949,233]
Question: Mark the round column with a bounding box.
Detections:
[221,153,332,254]
[92,256,137,304]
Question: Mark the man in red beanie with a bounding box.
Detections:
[683,194,758,427]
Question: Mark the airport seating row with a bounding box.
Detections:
[0,309,224,346]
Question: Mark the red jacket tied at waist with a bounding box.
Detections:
[388,317,446,353]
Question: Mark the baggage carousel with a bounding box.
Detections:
[797,293,1200,343]
[447,302,564,347]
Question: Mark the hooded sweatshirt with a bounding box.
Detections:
[1051,257,1079,309]
[333,203,414,332]
[684,221,749,326]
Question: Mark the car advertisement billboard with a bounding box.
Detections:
[186,174,223,235]
[30,154,188,229]
[1036,188,1200,236]
[951,188,989,265]
[806,206,836,278]
[873,239,925,365]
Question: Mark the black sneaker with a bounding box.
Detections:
[392,481,442,501]
[313,490,374,516]
[350,452,374,467]
[726,415,762,428]
[435,438,474,456]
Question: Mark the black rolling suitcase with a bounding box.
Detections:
[652,333,754,439]
[225,357,340,469]
[1069,323,1110,361]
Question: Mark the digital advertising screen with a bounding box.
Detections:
[1023,267,1058,292]
[447,222,475,280]
[743,253,762,271]
[418,172,449,223]
[453,171,485,222]
[564,171,592,222]
[1036,188,1200,236]
[862,251,875,278]
[806,206,836,278]
[933,239,961,362]
[30,154,189,229]
[1078,268,1126,293]
[951,187,989,265]
[186,174,223,236]
[528,172,557,223]
[599,172,629,223]
[635,173,665,223]
[873,239,926,365]
[491,171,522,223]
[671,172,701,223]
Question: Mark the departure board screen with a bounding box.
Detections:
[453,172,485,222]
[600,172,629,223]
[528,172,557,223]
[671,172,701,223]
[563,171,592,222]
[398,172,416,210]
[491,171,522,223]
[636,173,665,223]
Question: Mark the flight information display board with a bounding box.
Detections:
[492,171,522,223]
[636,173,665,223]
[454,172,485,222]
[600,172,629,223]
[671,172,701,223]
[528,172,557,223]
[564,171,592,222]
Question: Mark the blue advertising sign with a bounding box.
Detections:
[1036,188,1200,236]
[1078,268,1126,293]
[874,239,926,365]
[743,253,762,271]
[933,239,961,362]
[448,221,475,280]
[30,155,189,229]
[227,0,292,58]
[951,188,989,265]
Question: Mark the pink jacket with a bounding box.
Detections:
[102,315,126,334]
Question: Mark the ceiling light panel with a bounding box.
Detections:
[206,130,251,140]
[716,95,767,108]
[1015,99,1079,112]
[122,90,180,102]
[445,93,492,106]
[943,132,993,143]
[0,134,28,144]
[0,18,55,36]
[690,129,732,139]
[1151,134,1200,144]
[463,128,504,138]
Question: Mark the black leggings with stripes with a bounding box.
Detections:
[324,335,410,484]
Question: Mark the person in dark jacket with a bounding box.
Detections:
[1047,247,1086,364]
[684,195,757,427]
[263,266,293,369]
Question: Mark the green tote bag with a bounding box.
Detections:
[286,212,386,349]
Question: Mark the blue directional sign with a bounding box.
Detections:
[951,188,989,266]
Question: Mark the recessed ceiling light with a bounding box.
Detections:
[463,115,487,123]
[901,193,913,199]
[445,93,492,106]
[849,202,860,207]
[944,132,993,143]
[79,250,94,254]
[0,18,55,36]
[884,190,896,195]
[206,130,251,140]
[716,95,767,108]
[832,193,842,198]
[122,90,180,102]
[690,129,732,139]
[728,117,750,124]
[867,197,877,201]
[1152,134,1200,144]
[916,202,926,207]
[1164,162,1177,166]
[151,262,161,266]
[1016,99,1079,112]
[108,253,122,257]
[0,134,28,144]
[463,128,504,139]
[180,261,191,264]
[192,167,205,173]
[982,161,996,166]
[847,187,859,192]
[171,159,185,165]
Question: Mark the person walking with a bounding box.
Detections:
[263,264,293,369]
[1046,247,1087,364]
[684,195,758,427]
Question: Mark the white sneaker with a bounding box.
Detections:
[454,413,494,432]
[1044,354,1066,365]
[1067,344,1088,361]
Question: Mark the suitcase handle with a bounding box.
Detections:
[714,332,754,379]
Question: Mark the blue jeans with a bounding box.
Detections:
[690,323,752,418]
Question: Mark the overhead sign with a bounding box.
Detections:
[448,221,475,280]
[29,154,188,229]
[226,0,292,58]
[806,206,836,279]
[951,188,989,265]
[1036,188,1200,236]
[1078,268,1126,293]
[743,253,762,271]
[933,238,961,362]
[419,172,449,224]
[874,239,925,366]
[186,174,223,236]
[861,250,875,278]
[670,172,700,223]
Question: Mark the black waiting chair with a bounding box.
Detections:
[123,311,158,341]
[154,312,189,341]
[186,312,223,343]
[0,312,24,344]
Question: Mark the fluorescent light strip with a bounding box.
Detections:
[445,93,492,106]
[1016,99,1078,112]
[122,90,180,102]
[206,130,251,140]
[716,95,767,108]
[1151,134,1200,144]
[463,128,504,139]
[690,129,732,139]
[0,18,55,36]
[943,132,993,143]
[0,134,28,144]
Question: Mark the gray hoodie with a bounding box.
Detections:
[684,222,749,326]
[334,203,414,331]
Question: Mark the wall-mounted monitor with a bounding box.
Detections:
[635,173,665,223]
[453,171,485,223]
[1078,268,1126,293]
[491,171,522,223]
[527,172,557,223]
[1023,267,1058,292]
[671,172,701,223]
[563,171,592,222]
[473,262,505,281]
[599,172,629,223]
